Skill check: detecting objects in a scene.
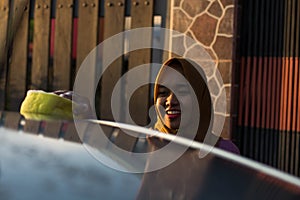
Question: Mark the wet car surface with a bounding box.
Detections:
[0,127,141,200]
[0,116,300,200]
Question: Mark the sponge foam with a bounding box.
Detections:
[20,90,73,120]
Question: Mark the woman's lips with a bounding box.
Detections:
[166,110,181,119]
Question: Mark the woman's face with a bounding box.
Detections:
[155,66,193,131]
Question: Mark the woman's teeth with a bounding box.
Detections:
[166,110,180,114]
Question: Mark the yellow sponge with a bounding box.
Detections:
[20,90,73,121]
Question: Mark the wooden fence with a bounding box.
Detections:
[0,110,81,142]
[0,0,171,152]
[0,110,152,153]
[233,0,300,177]
[0,0,169,119]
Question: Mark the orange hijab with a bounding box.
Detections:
[153,57,212,142]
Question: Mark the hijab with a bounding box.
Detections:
[153,57,212,142]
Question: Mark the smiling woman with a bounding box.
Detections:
[152,57,239,154]
[153,58,211,141]
[137,58,241,199]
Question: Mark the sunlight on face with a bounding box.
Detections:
[155,66,194,131]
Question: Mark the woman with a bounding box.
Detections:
[137,57,240,199]
[151,57,240,154]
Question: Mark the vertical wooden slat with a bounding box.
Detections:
[263,0,272,164]
[270,65,277,130]
[252,0,258,161]
[72,18,78,60]
[252,55,259,160]
[275,0,285,169]
[43,121,62,138]
[244,40,251,124]
[24,119,40,134]
[275,0,283,132]
[0,0,10,110]
[284,0,292,130]
[285,0,294,172]
[278,0,288,170]
[162,0,172,61]
[293,8,300,176]
[280,61,288,170]
[238,57,245,127]
[237,58,245,127]
[76,0,98,71]
[265,71,273,165]
[285,0,293,173]
[126,0,153,125]
[63,122,82,143]
[76,0,99,121]
[236,0,248,143]
[268,0,276,166]
[0,111,2,124]
[245,0,255,158]
[237,0,249,154]
[267,1,276,165]
[53,0,74,90]
[261,60,267,160]
[252,71,258,159]
[296,131,300,176]
[291,0,298,131]
[114,0,154,152]
[289,0,297,174]
[267,63,274,166]
[231,0,242,144]
[31,0,51,90]
[244,61,252,157]
[266,0,274,130]
[99,0,125,147]
[100,0,125,121]
[285,57,292,172]
[295,59,299,175]
[238,58,246,155]
[294,0,299,175]
[7,0,29,111]
[259,0,267,163]
[251,0,259,160]
[4,111,22,130]
[297,0,300,171]
[296,0,300,134]
[276,57,282,169]
[254,0,265,161]
[240,58,248,155]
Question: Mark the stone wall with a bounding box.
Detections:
[170,0,235,138]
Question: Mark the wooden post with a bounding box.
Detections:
[31,0,51,90]
[114,0,154,152]
[7,0,30,111]
[0,0,10,110]
[100,0,125,121]
[53,0,74,90]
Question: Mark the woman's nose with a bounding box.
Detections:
[166,92,179,106]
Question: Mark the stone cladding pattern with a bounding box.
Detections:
[170,0,234,138]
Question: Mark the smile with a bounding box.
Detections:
[166,110,181,119]
[166,110,181,115]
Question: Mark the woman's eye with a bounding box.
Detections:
[158,91,168,96]
[157,88,169,97]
